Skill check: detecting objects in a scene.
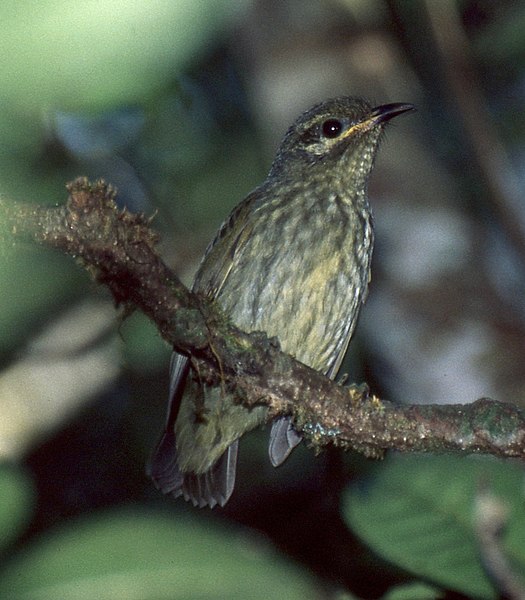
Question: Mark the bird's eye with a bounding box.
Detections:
[322,118,343,139]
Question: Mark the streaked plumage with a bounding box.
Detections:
[150,97,414,508]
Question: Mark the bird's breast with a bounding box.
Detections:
[209,190,373,375]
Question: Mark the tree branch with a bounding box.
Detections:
[2,177,525,460]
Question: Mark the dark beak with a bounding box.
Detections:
[370,103,416,124]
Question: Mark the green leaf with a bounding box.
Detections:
[0,1,247,112]
[0,463,34,553]
[0,244,87,352]
[381,582,444,600]
[342,454,525,599]
[0,508,318,599]
[120,312,170,375]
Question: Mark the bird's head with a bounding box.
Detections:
[269,97,414,188]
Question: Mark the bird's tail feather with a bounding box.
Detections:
[269,415,302,466]
[148,430,238,508]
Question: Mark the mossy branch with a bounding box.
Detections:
[2,177,525,460]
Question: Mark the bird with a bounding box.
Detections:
[149,96,414,508]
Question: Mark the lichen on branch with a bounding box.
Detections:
[2,177,525,460]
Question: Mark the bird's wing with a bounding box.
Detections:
[150,352,240,508]
[150,191,262,507]
[193,190,260,297]
[148,352,190,493]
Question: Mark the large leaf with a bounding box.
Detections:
[0,244,87,352]
[0,463,34,553]
[0,1,246,112]
[381,581,444,600]
[342,454,525,599]
[120,312,170,375]
[0,509,318,599]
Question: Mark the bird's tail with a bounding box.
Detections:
[148,430,238,509]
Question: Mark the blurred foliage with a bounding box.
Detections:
[0,495,318,599]
[380,581,444,600]
[0,464,34,555]
[0,244,88,355]
[0,1,246,113]
[343,454,525,599]
[119,312,171,376]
